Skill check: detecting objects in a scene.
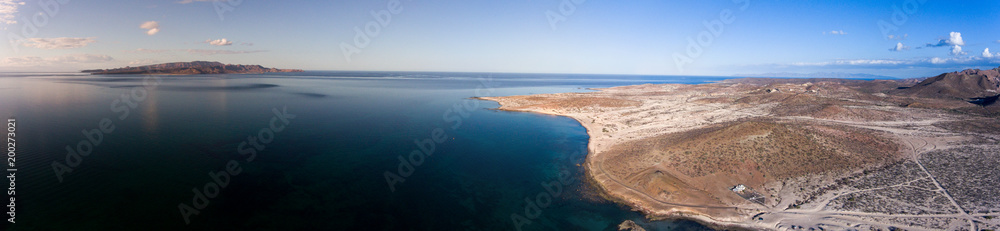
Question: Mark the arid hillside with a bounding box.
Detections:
[478,66,1000,230]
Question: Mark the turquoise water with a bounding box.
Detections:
[0,72,727,230]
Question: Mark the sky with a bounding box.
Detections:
[0,0,998,78]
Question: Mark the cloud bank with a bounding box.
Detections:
[21,37,97,49]
[126,48,171,53]
[125,48,266,55]
[0,0,24,27]
[1,54,114,66]
[186,49,266,55]
[786,56,998,68]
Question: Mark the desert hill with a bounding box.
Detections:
[894,66,1000,99]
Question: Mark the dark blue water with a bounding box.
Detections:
[0,72,727,230]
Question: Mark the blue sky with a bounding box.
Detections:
[1,0,998,77]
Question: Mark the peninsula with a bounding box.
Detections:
[81,61,304,75]
[478,67,1000,230]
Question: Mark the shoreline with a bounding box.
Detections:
[475,94,766,230]
[469,77,994,230]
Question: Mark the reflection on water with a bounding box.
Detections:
[0,72,718,230]
[142,88,160,134]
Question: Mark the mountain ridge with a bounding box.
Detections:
[81,61,303,75]
[736,72,898,79]
[894,66,1000,99]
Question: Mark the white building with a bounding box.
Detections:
[731,184,746,193]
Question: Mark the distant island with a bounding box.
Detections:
[81,61,304,75]
[736,72,898,79]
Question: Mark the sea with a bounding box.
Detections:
[0,71,732,230]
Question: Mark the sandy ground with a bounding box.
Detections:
[478,80,1000,230]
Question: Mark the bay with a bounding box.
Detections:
[0,72,726,230]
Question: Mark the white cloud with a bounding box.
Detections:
[206,38,233,46]
[824,30,847,35]
[950,45,966,56]
[140,21,160,35]
[948,32,965,46]
[0,0,25,27]
[185,49,266,55]
[928,31,965,47]
[923,32,969,56]
[984,48,996,58]
[889,42,909,51]
[20,37,97,49]
[1,54,114,66]
[887,34,908,40]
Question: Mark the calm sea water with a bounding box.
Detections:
[0,71,729,230]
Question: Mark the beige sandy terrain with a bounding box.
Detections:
[477,79,1000,230]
